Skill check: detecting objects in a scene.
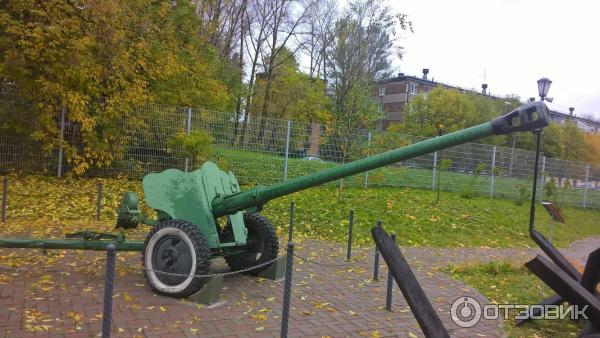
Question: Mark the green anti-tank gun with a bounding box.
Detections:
[0,102,550,297]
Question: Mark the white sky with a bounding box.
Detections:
[385,0,600,118]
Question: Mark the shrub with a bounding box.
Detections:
[434,158,453,204]
[167,130,213,167]
[460,162,486,199]
[515,183,530,206]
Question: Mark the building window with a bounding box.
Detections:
[408,84,417,95]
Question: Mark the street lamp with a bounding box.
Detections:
[537,77,552,101]
[529,78,551,229]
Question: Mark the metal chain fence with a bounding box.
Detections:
[1,93,599,208]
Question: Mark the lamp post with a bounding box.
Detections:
[529,77,551,233]
[537,77,552,101]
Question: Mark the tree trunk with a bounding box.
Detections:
[307,122,320,156]
[240,50,260,146]
[232,10,246,145]
[258,76,272,143]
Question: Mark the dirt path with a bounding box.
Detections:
[561,236,600,266]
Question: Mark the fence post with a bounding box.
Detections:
[490,146,496,198]
[540,156,546,202]
[432,152,438,191]
[373,220,382,281]
[1,177,7,223]
[364,132,371,188]
[184,107,192,173]
[346,209,354,261]
[385,233,396,311]
[583,164,590,208]
[102,244,116,338]
[280,241,295,338]
[57,106,66,178]
[96,182,103,221]
[508,135,516,178]
[284,120,292,181]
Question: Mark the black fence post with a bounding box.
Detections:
[385,233,396,311]
[102,244,116,338]
[346,209,354,261]
[96,182,103,221]
[280,241,295,338]
[1,177,7,223]
[373,220,382,281]
[288,201,295,242]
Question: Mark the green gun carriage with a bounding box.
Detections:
[0,102,550,297]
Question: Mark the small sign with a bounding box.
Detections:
[541,202,565,223]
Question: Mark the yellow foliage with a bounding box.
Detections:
[0,0,233,175]
[584,133,600,165]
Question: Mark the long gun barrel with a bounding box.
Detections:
[0,101,550,278]
[0,101,552,301]
[211,102,549,217]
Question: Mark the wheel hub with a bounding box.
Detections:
[152,235,193,286]
[162,247,179,266]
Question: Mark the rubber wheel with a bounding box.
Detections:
[142,220,211,298]
[225,213,279,274]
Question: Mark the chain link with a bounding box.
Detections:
[0,256,280,278]
[141,256,281,278]
[0,248,357,276]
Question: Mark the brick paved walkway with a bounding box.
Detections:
[0,237,596,337]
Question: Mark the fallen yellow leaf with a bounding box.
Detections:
[251,314,268,321]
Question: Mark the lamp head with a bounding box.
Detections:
[537,77,552,98]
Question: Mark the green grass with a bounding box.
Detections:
[442,262,587,337]
[259,185,600,248]
[1,173,598,248]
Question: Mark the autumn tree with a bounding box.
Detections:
[583,133,600,165]
[561,121,586,161]
[400,87,478,137]
[251,50,330,121]
[0,0,233,174]
[327,0,412,136]
[538,123,566,158]
[231,0,271,142]
[257,0,314,119]
[299,0,337,80]
[194,0,247,61]
[500,120,586,161]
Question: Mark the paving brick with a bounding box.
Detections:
[0,239,559,338]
